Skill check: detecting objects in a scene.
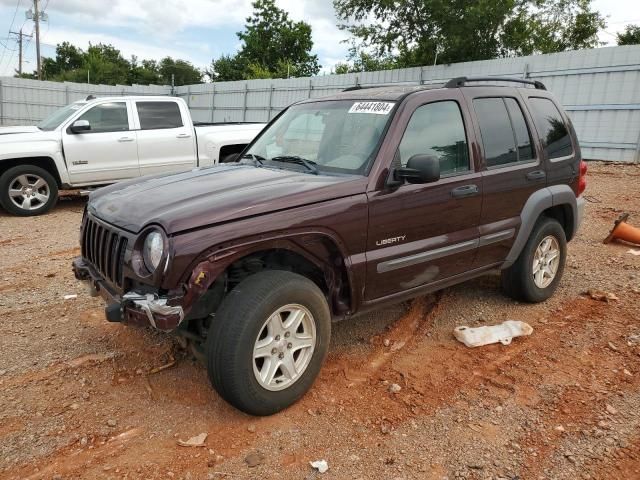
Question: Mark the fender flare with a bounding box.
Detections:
[503,185,578,268]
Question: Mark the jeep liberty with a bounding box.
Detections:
[73,77,587,415]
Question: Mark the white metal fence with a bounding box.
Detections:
[2,45,640,162]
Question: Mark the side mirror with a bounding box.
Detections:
[395,154,440,184]
[70,119,91,134]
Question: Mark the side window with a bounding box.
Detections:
[529,97,573,159]
[504,98,534,162]
[136,102,184,130]
[76,102,128,133]
[474,98,517,167]
[398,101,469,175]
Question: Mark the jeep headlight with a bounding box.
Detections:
[143,230,165,272]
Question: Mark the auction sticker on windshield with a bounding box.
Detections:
[348,102,394,115]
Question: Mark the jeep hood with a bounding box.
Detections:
[89,164,366,234]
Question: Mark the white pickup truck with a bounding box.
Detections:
[0,96,265,216]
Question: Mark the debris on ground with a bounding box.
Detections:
[453,320,533,347]
[310,460,329,473]
[244,451,265,467]
[628,249,640,256]
[63,294,77,300]
[389,383,402,393]
[148,356,176,375]
[177,433,207,447]
[585,289,619,302]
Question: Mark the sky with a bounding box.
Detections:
[0,0,638,79]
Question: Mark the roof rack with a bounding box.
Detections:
[444,76,546,90]
[342,82,428,92]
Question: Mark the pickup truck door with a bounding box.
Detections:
[63,100,139,184]
[365,91,483,301]
[134,100,197,176]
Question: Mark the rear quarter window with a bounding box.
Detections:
[529,97,573,159]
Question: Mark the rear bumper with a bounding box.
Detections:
[72,257,184,331]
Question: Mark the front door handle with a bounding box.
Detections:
[451,184,479,198]
[526,170,546,181]
[118,137,134,142]
[176,133,191,139]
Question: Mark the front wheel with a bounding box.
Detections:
[501,217,567,303]
[0,165,58,216]
[206,271,331,415]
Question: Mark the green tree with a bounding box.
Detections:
[334,0,606,67]
[129,57,161,85]
[23,42,201,86]
[333,45,398,73]
[158,57,202,85]
[209,0,320,81]
[617,25,640,45]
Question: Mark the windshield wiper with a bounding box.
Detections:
[241,153,265,166]
[270,155,319,175]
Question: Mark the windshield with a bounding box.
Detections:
[246,100,395,175]
[38,102,87,131]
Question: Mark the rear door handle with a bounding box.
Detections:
[451,184,479,198]
[176,133,191,139]
[526,170,546,181]
[118,137,134,142]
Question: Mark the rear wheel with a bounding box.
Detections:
[206,270,331,415]
[501,217,567,303]
[0,165,58,216]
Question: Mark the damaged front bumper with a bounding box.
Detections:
[72,257,184,331]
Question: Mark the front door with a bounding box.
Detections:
[63,100,139,184]
[365,94,483,300]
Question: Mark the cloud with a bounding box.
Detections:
[0,0,350,74]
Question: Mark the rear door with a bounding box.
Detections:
[462,89,545,267]
[63,100,139,184]
[134,100,197,176]
[365,90,483,300]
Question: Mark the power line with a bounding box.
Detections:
[0,0,22,72]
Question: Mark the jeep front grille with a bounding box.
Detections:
[81,217,128,288]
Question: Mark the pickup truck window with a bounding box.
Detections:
[246,100,394,175]
[136,101,184,130]
[38,102,87,131]
[398,101,469,175]
[76,102,129,133]
[474,97,536,168]
[529,97,573,160]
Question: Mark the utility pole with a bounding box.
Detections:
[9,29,31,76]
[25,0,46,80]
[34,0,41,80]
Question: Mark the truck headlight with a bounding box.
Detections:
[143,230,165,272]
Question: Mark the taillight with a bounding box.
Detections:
[577,160,587,196]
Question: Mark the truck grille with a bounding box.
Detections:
[81,217,128,288]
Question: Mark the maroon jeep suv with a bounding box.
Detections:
[73,77,587,415]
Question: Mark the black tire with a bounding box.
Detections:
[206,270,331,416]
[0,165,58,216]
[501,216,567,303]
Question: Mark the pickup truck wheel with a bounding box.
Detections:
[501,217,567,303]
[206,270,331,416]
[0,165,58,216]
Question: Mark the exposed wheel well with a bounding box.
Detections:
[0,157,62,187]
[219,144,248,162]
[542,204,575,240]
[226,249,328,293]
